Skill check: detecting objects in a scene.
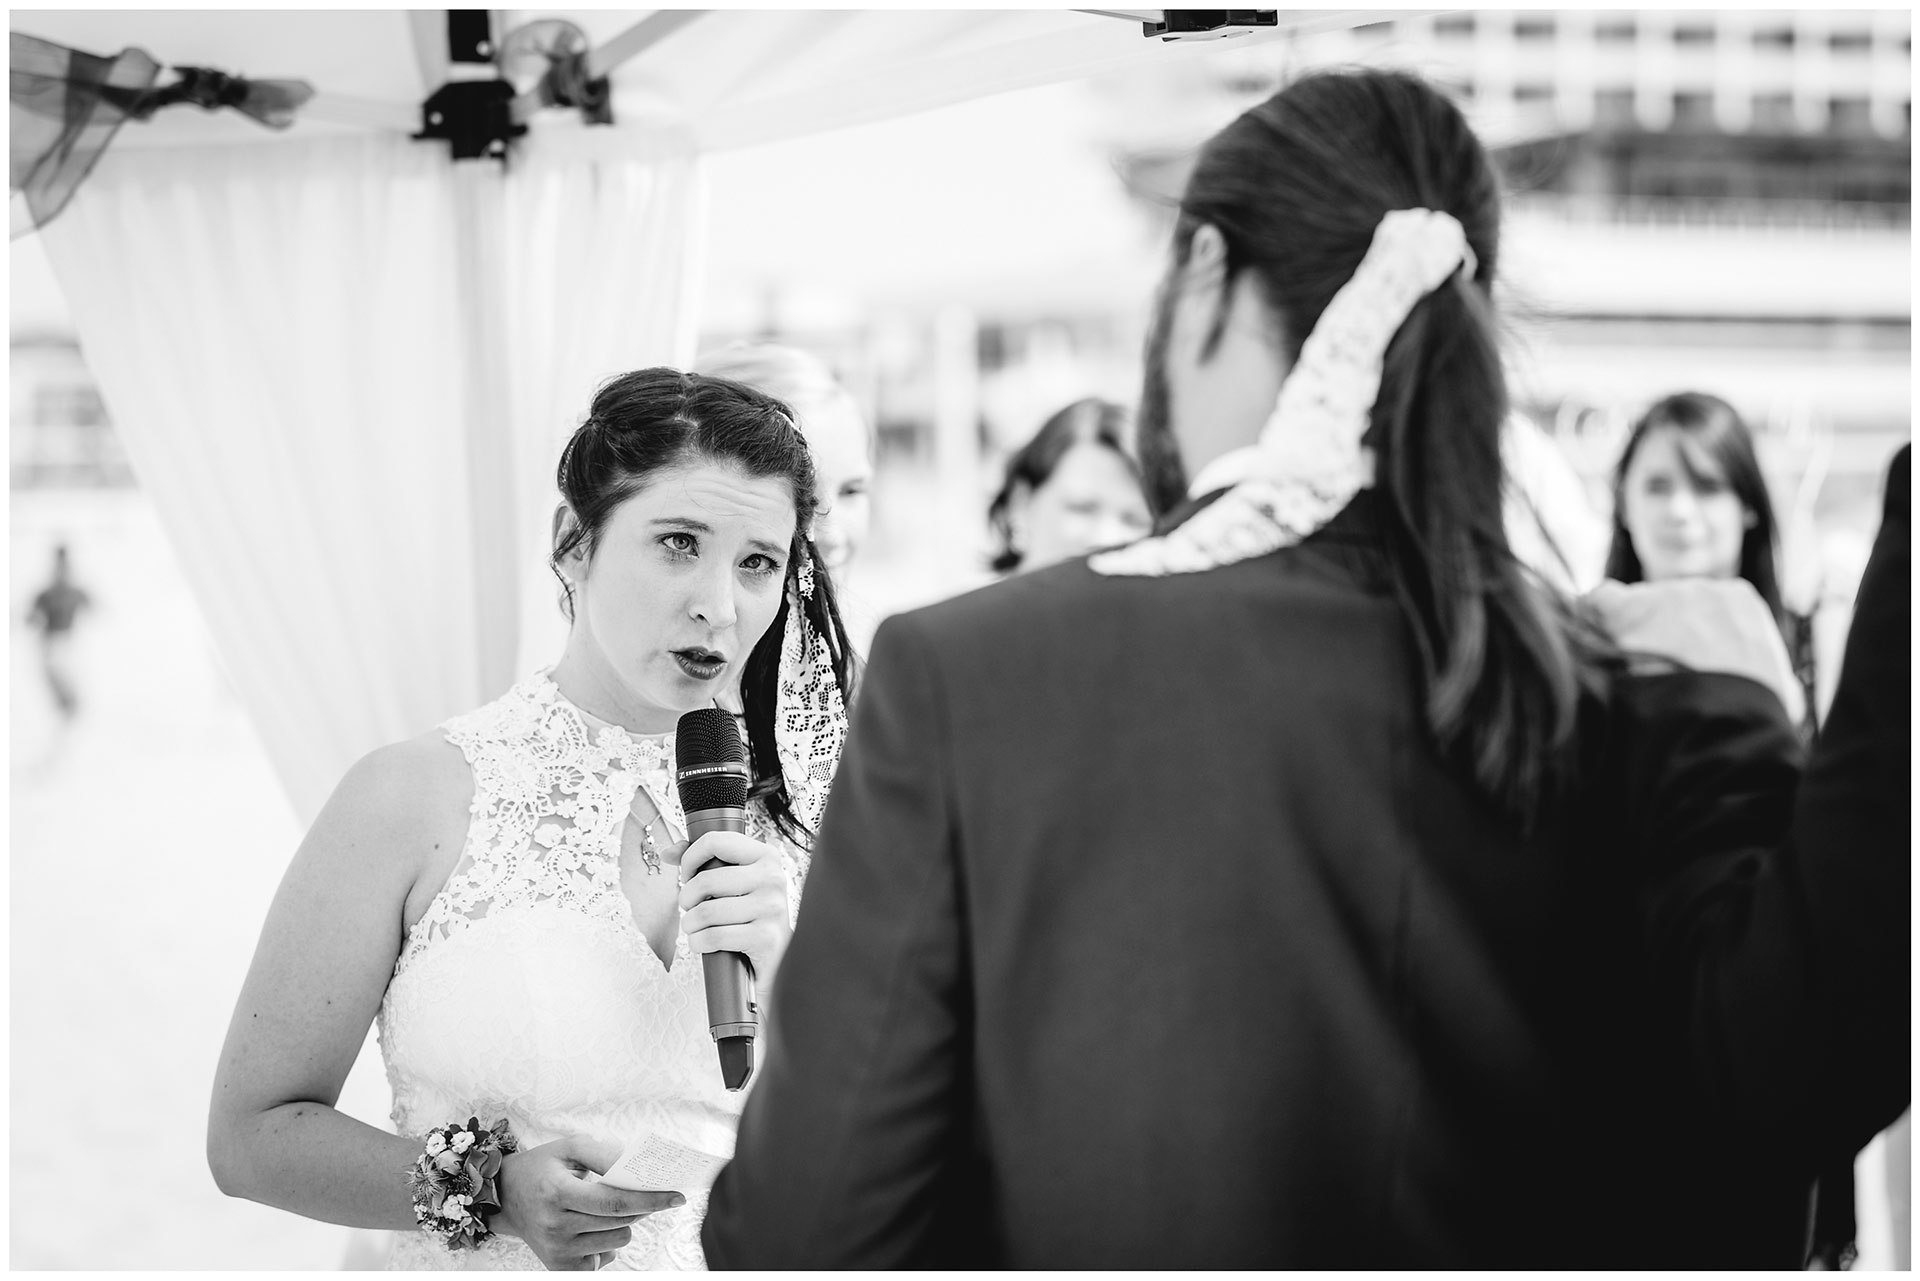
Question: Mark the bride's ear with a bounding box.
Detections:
[552,504,587,573]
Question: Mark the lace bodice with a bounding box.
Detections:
[377,671,808,1270]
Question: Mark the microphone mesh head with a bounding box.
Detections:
[675,708,749,811]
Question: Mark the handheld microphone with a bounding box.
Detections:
[674,707,757,1091]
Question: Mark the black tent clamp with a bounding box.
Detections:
[414,9,615,161]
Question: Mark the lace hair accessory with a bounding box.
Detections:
[406,1117,519,1250]
[1091,207,1476,578]
[795,548,816,601]
[773,579,847,835]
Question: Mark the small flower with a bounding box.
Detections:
[533,823,564,849]
[451,1130,476,1154]
[424,1132,447,1156]
[444,1194,472,1221]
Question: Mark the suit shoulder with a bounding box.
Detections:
[877,559,1137,652]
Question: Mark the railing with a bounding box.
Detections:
[1506,192,1911,233]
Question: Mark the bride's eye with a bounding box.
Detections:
[741,554,781,578]
[661,533,697,558]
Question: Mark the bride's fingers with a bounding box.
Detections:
[680,831,775,875]
[685,921,778,956]
[576,1224,635,1259]
[682,890,783,934]
[677,863,770,909]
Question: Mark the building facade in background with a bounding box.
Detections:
[9,334,133,488]
[1102,9,1910,505]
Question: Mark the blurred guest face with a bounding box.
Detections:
[1618,427,1752,582]
[1012,442,1152,571]
[555,459,796,731]
[804,402,873,574]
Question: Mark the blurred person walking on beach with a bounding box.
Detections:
[26,542,91,718]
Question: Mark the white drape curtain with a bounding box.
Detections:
[41,128,704,824]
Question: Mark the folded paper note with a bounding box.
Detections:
[596,1134,730,1195]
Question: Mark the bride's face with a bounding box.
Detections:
[557,459,797,733]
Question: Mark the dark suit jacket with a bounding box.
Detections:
[704,471,1909,1268]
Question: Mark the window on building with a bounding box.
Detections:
[1594,87,1637,130]
[1595,18,1635,43]
[1751,93,1797,133]
[1355,19,1395,39]
[31,382,108,428]
[1673,23,1716,47]
[1514,16,1554,42]
[1433,14,1474,38]
[1672,91,1716,130]
[1753,27,1796,51]
[1828,30,1872,53]
[1827,96,1874,134]
[1514,82,1554,107]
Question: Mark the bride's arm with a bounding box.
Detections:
[206,733,469,1229]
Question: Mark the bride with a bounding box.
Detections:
[207,368,855,1269]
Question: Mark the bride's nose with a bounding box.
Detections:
[687,563,738,631]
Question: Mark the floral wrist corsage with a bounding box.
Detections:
[406,1116,519,1250]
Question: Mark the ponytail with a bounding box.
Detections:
[1374,275,1609,826]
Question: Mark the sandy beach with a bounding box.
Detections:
[10,488,392,1269]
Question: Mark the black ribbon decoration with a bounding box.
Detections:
[10,32,161,237]
[9,31,314,237]
[125,65,314,129]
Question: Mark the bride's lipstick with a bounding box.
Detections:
[672,647,727,681]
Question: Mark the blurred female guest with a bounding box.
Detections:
[1607,391,1817,730]
[696,344,879,652]
[986,397,1153,573]
[208,369,854,1270]
[695,344,873,575]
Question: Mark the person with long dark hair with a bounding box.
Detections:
[208,369,855,1269]
[1607,391,1819,731]
[986,397,1151,574]
[704,69,1907,1268]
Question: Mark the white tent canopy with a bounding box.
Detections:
[9,8,1342,824]
[14,9,1334,153]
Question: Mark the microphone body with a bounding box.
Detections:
[675,711,759,1091]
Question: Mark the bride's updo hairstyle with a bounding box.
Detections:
[1174,69,1607,827]
[552,366,857,843]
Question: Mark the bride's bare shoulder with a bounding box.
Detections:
[311,731,473,866]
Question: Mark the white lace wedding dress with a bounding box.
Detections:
[377,671,807,1270]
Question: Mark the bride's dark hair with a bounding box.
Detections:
[551,367,857,844]
[1171,69,1610,827]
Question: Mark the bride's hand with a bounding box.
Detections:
[676,831,795,991]
[492,1134,683,1271]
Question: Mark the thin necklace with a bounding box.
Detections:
[559,688,675,877]
[631,795,667,876]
